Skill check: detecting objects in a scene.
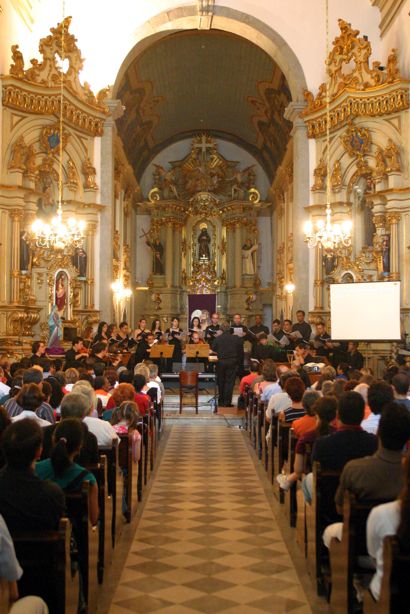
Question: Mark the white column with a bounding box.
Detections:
[10,209,22,305]
[284,102,310,312]
[99,100,124,321]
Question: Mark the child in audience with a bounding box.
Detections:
[35,418,99,525]
[111,401,142,462]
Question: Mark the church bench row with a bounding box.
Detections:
[244,389,409,613]
[5,400,163,613]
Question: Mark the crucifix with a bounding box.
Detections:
[194,135,214,162]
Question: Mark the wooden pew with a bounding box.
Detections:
[363,536,410,614]
[136,421,145,501]
[143,414,151,486]
[274,421,291,503]
[65,483,99,613]
[283,428,298,527]
[305,462,342,595]
[245,388,253,434]
[84,456,112,584]
[99,442,121,547]
[329,492,392,614]
[118,432,138,522]
[12,518,78,614]
[256,400,266,462]
[0,577,9,613]
[267,413,279,485]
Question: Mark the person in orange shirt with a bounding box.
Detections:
[292,390,321,438]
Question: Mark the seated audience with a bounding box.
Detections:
[94,375,112,408]
[76,385,119,447]
[279,377,306,423]
[239,362,259,395]
[5,369,54,423]
[312,391,378,471]
[361,380,394,434]
[252,359,278,397]
[64,367,80,392]
[277,395,338,493]
[366,449,410,601]
[265,370,295,423]
[292,390,321,438]
[312,365,336,391]
[0,419,65,531]
[10,384,51,428]
[336,362,350,380]
[111,401,142,462]
[391,372,410,411]
[41,393,98,465]
[323,403,410,547]
[29,341,46,366]
[105,383,136,417]
[0,406,11,467]
[35,418,99,525]
[132,374,150,415]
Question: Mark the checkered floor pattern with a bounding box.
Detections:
[109,424,312,613]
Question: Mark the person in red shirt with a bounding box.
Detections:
[132,374,150,416]
[239,363,259,395]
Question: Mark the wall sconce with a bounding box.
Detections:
[284,282,295,295]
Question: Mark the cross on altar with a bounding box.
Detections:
[194,135,214,160]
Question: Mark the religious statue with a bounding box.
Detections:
[383,139,401,172]
[48,305,63,348]
[312,158,327,191]
[9,136,27,171]
[66,159,79,191]
[382,235,390,275]
[330,160,342,190]
[20,232,31,272]
[375,147,387,179]
[25,144,37,176]
[82,157,98,189]
[242,238,258,276]
[55,270,68,316]
[146,235,165,275]
[9,44,25,78]
[72,247,87,279]
[386,49,400,83]
[198,226,211,261]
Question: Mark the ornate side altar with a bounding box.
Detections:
[136,135,269,324]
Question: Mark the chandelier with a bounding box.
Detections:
[26,2,85,254]
[304,0,352,253]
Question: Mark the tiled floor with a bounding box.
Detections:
[109,423,313,614]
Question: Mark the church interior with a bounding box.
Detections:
[0,0,410,613]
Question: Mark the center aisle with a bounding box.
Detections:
[109,424,313,614]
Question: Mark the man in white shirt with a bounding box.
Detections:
[361,380,394,435]
[72,384,119,447]
[366,499,400,601]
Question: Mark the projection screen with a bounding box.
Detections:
[330,281,401,341]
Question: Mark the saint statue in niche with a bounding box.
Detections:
[72,247,87,279]
[55,270,68,317]
[198,225,211,261]
[146,235,165,275]
[242,238,258,275]
[382,235,390,275]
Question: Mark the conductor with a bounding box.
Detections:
[213,321,243,408]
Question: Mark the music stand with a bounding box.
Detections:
[185,344,210,363]
[150,344,174,375]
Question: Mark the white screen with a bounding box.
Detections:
[330,281,401,341]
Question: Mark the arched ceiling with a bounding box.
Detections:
[116,30,292,183]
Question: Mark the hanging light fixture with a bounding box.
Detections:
[26,1,85,254]
[304,0,352,253]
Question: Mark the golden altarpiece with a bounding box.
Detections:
[135,134,269,325]
[295,20,409,369]
[0,19,107,352]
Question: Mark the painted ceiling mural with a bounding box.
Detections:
[116,30,292,182]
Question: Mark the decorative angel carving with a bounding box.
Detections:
[383,139,401,172]
[9,45,25,78]
[82,157,98,190]
[311,158,327,191]
[374,147,387,179]
[331,160,342,190]
[9,136,27,171]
